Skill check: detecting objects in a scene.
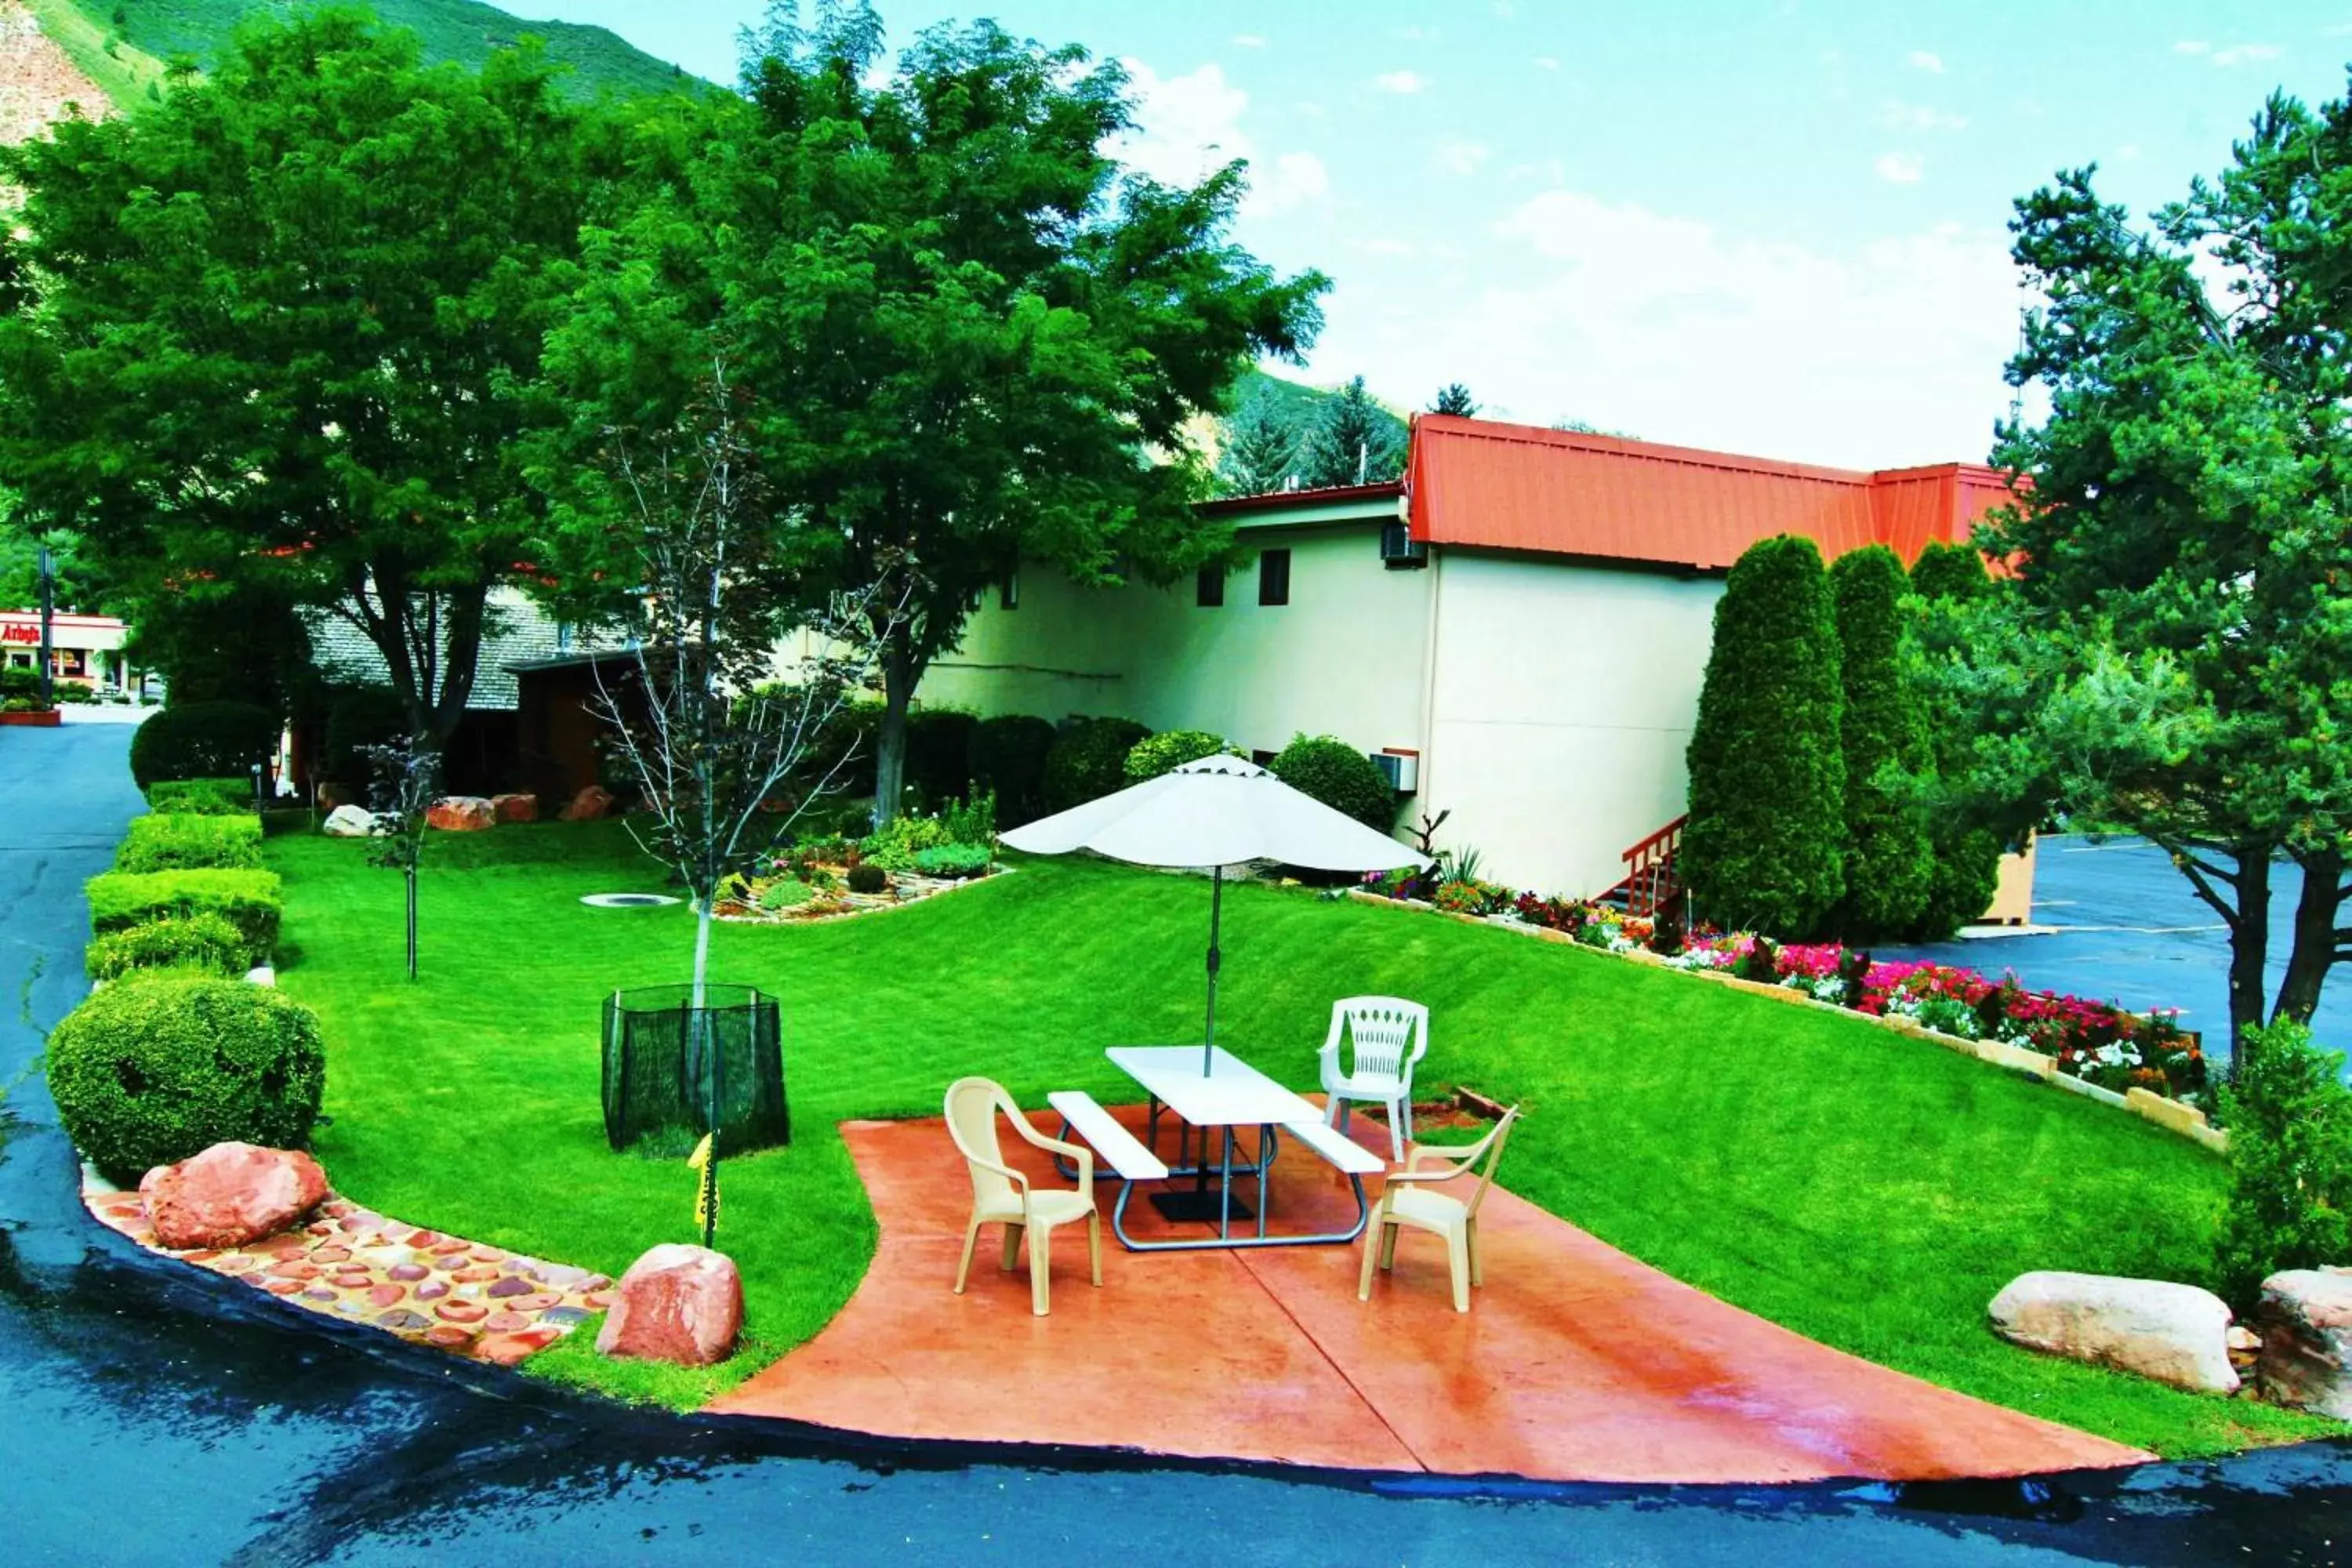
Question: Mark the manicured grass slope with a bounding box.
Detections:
[58,0,695,104]
[267,823,2335,1454]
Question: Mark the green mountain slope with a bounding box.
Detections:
[53,0,696,104]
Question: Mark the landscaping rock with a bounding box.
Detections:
[558,784,615,822]
[426,796,496,832]
[140,1143,330,1250]
[1988,1271,2238,1394]
[2254,1269,2352,1417]
[321,804,378,838]
[490,792,539,825]
[595,1243,742,1367]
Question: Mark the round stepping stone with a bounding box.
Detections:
[270,1244,308,1261]
[307,1221,335,1236]
[451,1265,500,1284]
[376,1309,430,1332]
[366,1284,406,1308]
[330,1269,373,1286]
[303,1287,338,1302]
[180,1249,221,1264]
[424,1324,477,1350]
[269,1261,321,1281]
[582,1290,614,1310]
[485,1276,535,1298]
[509,1292,561,1314]
[539,1305,590,1327]
[387,1263,429,1282]
[430,1239,473,1256]
[311,1246,352,1263]
[263,1278,307,1296]
[415,1280,450,1301]
[212,1255,256,1274]
[470,1247,507,1264]
[483,1310,532,1334]
[405,1230,443,1249]
[435,1301,489,1324]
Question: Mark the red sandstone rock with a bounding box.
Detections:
[489,793,539,825]
[595,1244,742,1367]
[140,1144,330,1250]
[558,784,615,822]
[426,796,496,832]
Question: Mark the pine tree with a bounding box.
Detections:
[1681,535,1846,937]
[1907,539,2005,936]
[1299,376,1404,487]
[1217,387,1301,495]
[1432,383,1477,416]
[1827,545,1933,938]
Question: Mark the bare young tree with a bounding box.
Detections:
[361,737,439,981]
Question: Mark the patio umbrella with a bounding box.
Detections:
[1001,754,1428,1075]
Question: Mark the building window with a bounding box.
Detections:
[1000,569,1019,611]
[1196,564,1225,608]
[1258,547,1291,607]
[1250,748,1278,768]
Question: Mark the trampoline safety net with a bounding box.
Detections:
[601,983,791,1156]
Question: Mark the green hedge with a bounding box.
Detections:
[144,777,256,816]
[114,813,265,874]
[906,708,978,804]
[45,971,326,1184]
[86,868,283,966]
[1125,728,1236,782]
[128,700,277,788]
[1270,733,1396,831]
[85,913,252,981]
[969,714,1058,826]
[1043,716,1151,812]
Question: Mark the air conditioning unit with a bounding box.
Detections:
[1370,748,1419,793]
[1379,520,1428,569]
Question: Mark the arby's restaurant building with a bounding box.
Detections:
[0,608,140,690]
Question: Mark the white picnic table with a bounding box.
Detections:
[1051,1045,1383,1252]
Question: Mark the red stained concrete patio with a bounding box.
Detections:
[710,1105,2150,1483]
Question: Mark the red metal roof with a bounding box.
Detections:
[1405,415,2013,570]
[1199,481,1403,518]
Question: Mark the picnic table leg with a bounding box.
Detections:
[1218,1127,1236,1240]
[1258,1123,1272,1238]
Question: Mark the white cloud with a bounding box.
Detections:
[1300,189,2027,469]
[1113,60,1328,216]
[1436,138,1491,176]
[1375,71,1426,94]
[1874,151,1926,183]
[2116,143,2142,161]
[1232,33,1265,48]
[2174,39,2210,54]
[1494,2,1516,16]
[1356,238,1418,258]
[1882,100,1966,132]
[1532,55,1562,71]
[1904,49,1944,74]
[2212,42,2282,67]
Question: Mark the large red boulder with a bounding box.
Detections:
[490,792,540,825]
[594,1243,742,1367]
[140,1142,330,1250]
[558,784,615,822]
[426,796,496,832]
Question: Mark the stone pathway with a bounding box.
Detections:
[84,1183,611,1367]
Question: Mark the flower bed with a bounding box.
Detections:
[713,838,1000,924]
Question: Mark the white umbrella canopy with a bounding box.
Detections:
[1002,755,1430,1074]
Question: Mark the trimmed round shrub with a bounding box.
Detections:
[144,777,255,816]
[906,709,978,804]
[846,862,888,895]
[1125,728,1236,783]
[1270,733,1397,831]
[85,913,252,981]
[114,812,265,873]
[968,714,1058,827]
[1681,534,1846,938]
[86,869,283,966]
[1044,716,1151,812]
[129,700,278,789]
[46,971,326,1184]
[913,843,993,879]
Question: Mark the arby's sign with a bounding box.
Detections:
[0,623,39,646]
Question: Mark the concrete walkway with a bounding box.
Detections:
[710,1105,2147,1483]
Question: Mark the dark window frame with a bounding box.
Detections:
[1196,564,1225,608]
[1258,547,1292,607]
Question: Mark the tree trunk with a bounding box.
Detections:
[2225,849,2273,1082]
[873,633,915,825]
[2272,846,2346,1032]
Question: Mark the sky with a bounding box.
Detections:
[522,2,2352,469]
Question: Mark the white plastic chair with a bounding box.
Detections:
[1357,1106,1521,1312]
[1318,996,1430,1161]
[945,1076,1102,1316]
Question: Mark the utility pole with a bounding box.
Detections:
[35,544,53,710]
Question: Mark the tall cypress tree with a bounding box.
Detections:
[1828,545,1933,937]
[1682,535,1846,937]
[1907,540,2005,936]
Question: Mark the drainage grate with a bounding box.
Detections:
[580,892,681,909]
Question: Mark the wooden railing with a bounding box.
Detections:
[1604,815,1687,917]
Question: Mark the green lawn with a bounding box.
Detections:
[265,820,2337,1457]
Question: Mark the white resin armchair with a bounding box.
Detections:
[1318,996,1430,1161]
[1357,1106,1520,1312]
[945,1076,1102,1316]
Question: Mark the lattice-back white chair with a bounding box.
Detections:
[1318,996,1430,1161]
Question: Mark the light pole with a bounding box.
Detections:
[35,543,53,710]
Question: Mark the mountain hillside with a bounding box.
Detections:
[34,0,694,109]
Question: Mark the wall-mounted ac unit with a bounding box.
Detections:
[1370,748,1420,793]
[1379,520,1428,569]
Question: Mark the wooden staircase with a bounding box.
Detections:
[1599,815,1686,917]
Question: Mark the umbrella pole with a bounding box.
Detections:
[1203,864,1222,1076]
